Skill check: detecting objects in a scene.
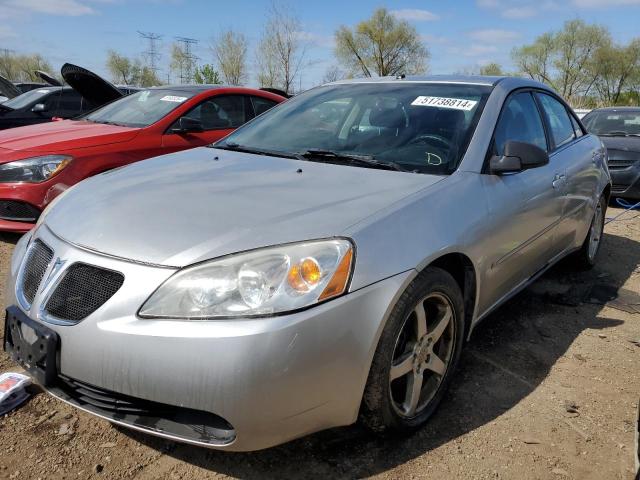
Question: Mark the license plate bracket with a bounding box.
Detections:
[3,306,58,386]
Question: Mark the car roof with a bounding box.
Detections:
[144,85,281,95]
[589,106,640,112]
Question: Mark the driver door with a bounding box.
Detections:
[162,95,251,150]
[479,91,565,311]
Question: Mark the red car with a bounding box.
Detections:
[0,70,285,232]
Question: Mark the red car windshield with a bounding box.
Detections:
[83,89,196,128]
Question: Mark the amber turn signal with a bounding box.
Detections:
[319,247,353,301]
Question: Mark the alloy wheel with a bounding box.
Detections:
[389,292,456,418]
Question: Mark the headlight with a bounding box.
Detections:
[139,239,354,319]
[0,155,72,183]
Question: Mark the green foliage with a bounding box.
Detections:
[106,50,161,87]
[0,51,55,82]
[335,8,429,77]
[479,63,504,76]
[512,19,640,106]
[193,64,221,84]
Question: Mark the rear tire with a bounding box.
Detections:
[360,267,465,433]
[572,195,606,270]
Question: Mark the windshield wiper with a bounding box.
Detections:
[213,142,302,160]
[298,149,409,172]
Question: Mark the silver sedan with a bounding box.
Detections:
[4,75,610,451]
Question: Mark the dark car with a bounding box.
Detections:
[0,64,138,130]
[582,107,640,200]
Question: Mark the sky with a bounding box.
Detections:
[1,0,640,89]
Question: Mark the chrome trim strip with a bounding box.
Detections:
[44,225,177,269]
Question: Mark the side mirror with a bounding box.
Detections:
[31,103,47,113]
[490,141,549,174]
[170,117,203,134]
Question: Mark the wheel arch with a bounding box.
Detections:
[422,252,477,340]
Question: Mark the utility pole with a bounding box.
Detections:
[138,31,162,77]
[174,36,198,83]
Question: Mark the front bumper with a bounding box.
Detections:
[610,162,640,200]
[4,226,412,451]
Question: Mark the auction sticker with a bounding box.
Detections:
[412,96,477,111]
[160,95,188,103]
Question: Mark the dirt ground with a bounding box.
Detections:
[0,205,639,480]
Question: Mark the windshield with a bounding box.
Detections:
[216,83,491,174]
[583,110,640,136]
[83,89,195,128]
[3,88,56,110]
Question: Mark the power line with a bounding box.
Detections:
[138,31,162,75]
[174,36,198,83]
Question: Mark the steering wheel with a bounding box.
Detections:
[407,134,451,150]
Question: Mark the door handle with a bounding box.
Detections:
[552,174,566,189]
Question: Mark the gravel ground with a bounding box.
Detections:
[0,205,639,480]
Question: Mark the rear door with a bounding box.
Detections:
[481,91,564,304]
[534,92,600,254]
[162,94,250,150]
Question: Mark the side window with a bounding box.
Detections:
[251,96,278,117]
[535,93,576,148]
[570,114,584,138]
[42,91,60,113]
[493,91,547,156]
[54,90,82,117]
[182,95,247,130]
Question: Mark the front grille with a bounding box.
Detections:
[52,375,236,445]
[0,200,40,222]
[608,158,637,169]
[44,263,124,323]
[20,240,54,305]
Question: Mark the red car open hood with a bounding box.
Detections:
[0,120,140,154]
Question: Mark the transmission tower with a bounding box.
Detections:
[138,31,162,75]
[174,36,198,83]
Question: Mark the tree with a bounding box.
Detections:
[334,8,429,77]
[170,43,196,83]
[322,65,347,84]
[106,50,161,86]
[106,50,134,84]
[0,51,54,82]
[592,39,640,105]
[212,30,247,85]
[256,3,306,94]
[512,20,610,102]
[193,64,221,84]
[479,62,504,76]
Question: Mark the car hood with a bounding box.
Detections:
[35,70,62,87]
[600,135,640,154]
[0,120,139,154]
[44,148,443,267]
[0,74,20,100]
[61,63,123,106]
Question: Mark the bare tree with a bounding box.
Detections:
[334,8,429,77]
[322,65,346,84]
[212,29,247,85]
[256,2,306,94]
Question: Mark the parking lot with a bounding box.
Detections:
[0,205,637,480]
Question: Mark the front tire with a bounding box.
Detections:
[572,195,606,270]
[360,267,465,433]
